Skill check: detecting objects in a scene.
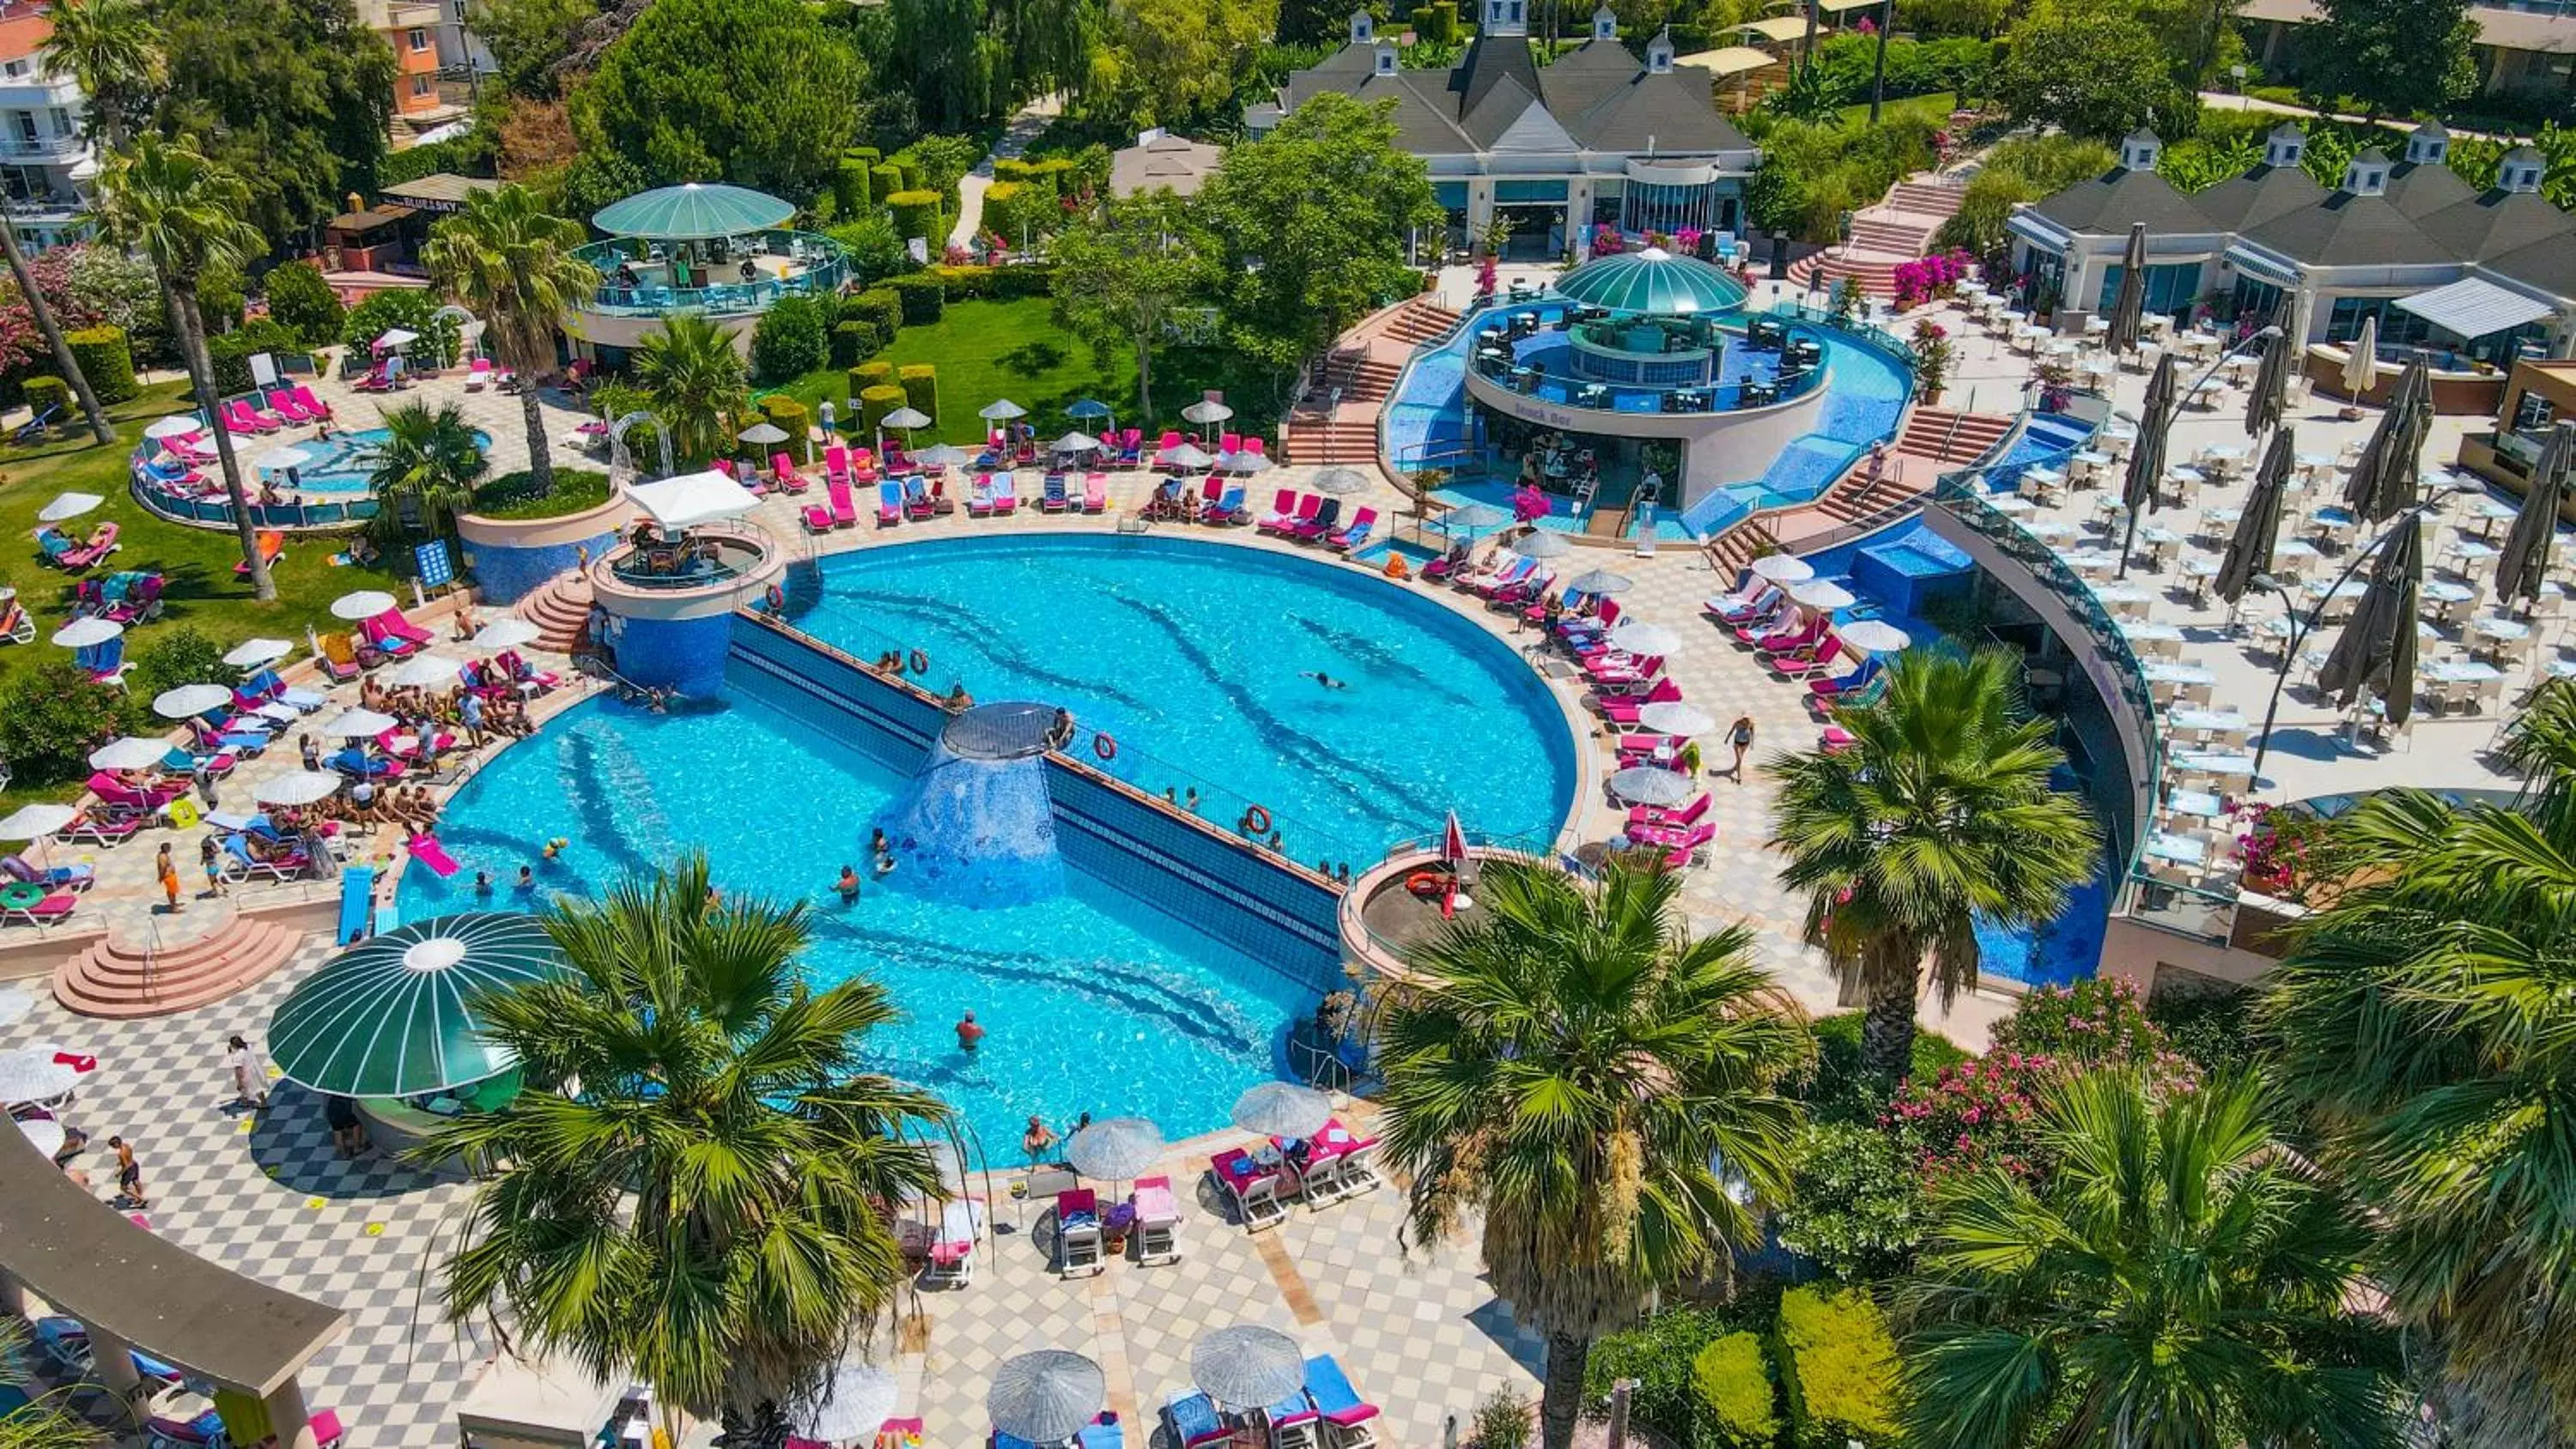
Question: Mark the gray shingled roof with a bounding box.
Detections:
[2418,187,2576,260]
[2242,188,2458,267]
[2385,160,2480,218]
[2190,163,2327,232]
[2027,167,2215,235]
[2486,231,2576,300]
[1281,34,1747,158]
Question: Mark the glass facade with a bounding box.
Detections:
[2093,262,2201,319]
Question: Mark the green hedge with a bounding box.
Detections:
[833,159,872,216]
[759,395,811,446]
[887,189,944,244]
[1772,1288,1900,1449]
[750,294,829,385]
[21,374,68,417]
[848,359,896,404]
[981,180,1036,245]
[844,288,902,338]
[65,326,139,404]
[830,319,880,368]
[857,384,908,430]
[208,318,301,397]
[1414,0,1457,42]
[897,363,938,424]
[872,163,905,204]
[842,145,882,166]
[1692,1334,1781,1449]
[886,275,945,325]
[994,264,1054,300]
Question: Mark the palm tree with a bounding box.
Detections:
[1374,858,1809,1449]
[92,136,276,599]
[420,854,951,1442]
[361,399,488,549]
[2263,679,2576,1446]
[1899,1069,2406,1449]
[633,312,747,469]
[422,183,598,497]
[0,1318,100,1448]
[1770,646,2100,1082]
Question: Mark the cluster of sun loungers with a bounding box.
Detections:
[1163,1355,1381,1449]
[209,387,336,434]
[1703,568,1886,752]
[1207,1117,1384,1231]
[1252,491,1377,552]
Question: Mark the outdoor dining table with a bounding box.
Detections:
[2449,539,2501,570]
[2082,315,2109,336]
[2026,518,2078,541]
[2202,505,2242,527]
[2551,654,2576,680]
[2180,555,2221,602]
[2423,658,2504,684]
[2125,619,2186,643]
[2168,706,2250,736]
[2422,579,2475,604]
[2139,524,2183,545]
[2467,498,2521,539]
[2064,552,2120,574]
[2145,830,2210,867]
[2022,465,2067,491]
[2093,581,2153,605]
[2163,788,2227,820]
[2171,749,2257,781]
[1987,493,2033,514]
[2274,537,2321,563]
[2143,661,2218,686]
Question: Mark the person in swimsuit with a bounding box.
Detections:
[1727,715,1756,781]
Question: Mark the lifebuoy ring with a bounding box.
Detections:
[908,648,930,676]
[1241,803,1273,836]
[764,583,786,613]
[1405,870,1452,898]
[1094,732,1117,761]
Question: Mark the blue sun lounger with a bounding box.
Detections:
[337,863,375,943]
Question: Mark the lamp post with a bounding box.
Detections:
[2242,478,2478,782]
[2120,324,2281,580]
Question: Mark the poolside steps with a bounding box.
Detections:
[1382,296,1462,348]
[1704,521,1784,582]
[1786,172,1967,297]
[517,570,596,654]
[1896,406,2013,464]
[1286,420,1386,466]
[53,912,306,1018]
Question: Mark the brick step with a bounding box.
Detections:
[517,571,595,653]
[1896,408,2013,464]
[1789,253,1905,295]
[1849,216,1933,253]
[1887,180,1965,219]
[54,916,307,1018]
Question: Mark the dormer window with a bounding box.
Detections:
[2407,122,2449,165]
[1373,41,1397,75]
[1349,8,1372,42]
[2500,149,2545,193]
[1646,27,1674,71]
[2264,126,2304,169]
[1592,4,1616,39]
[2120,131,2161,173]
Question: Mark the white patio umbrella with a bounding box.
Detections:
[881,406,933,430]
[978,399,1029,421]
[1190,1325,1305,1410]
[1608,766,1693,806]
[1512,530,1574,559]
[254,770,347,808]
[471,618,541,651]
[1051,431,1103,454]
[987,1352,1103,1446]
[373,327,419,352]
[330,590,398,621]
[143,414,204,440]
[1789,579,1856,610]
[1158,442,1216,471]
[152,682,234,718]
[88,737,172,772]
[251,445,310,474]
[799,1362,901,1443]
[0,1049,79,1106]
[51,618,120,649]
[1636,702,1716,737]
[1181,398,1233,425]
[223,637,294,669]
[1065,1116,1165,1181]
[36,492,103,522]
[1230,1082,1334,1139]
[390,654,466,688]
[1840,620,1912,653]
[1216,451,1273,475]
[1568,567,1633,595]
[1309,467,1371,495]
[915,444,973,469]
[1750,554,1815,584]
[2342,313,2378,397]
[0,803,77,841]
[1606,621,1680,655]
[737,421,790,448]
[322,707,400,739]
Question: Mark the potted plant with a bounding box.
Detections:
[1911,318,1955,404]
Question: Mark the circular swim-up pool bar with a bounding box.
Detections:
[404,532,1580,1141]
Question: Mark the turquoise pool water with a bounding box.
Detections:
[397,693,1315,1143]
[796,534,1580,867]
[277,427,495,494]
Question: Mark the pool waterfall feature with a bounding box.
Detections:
[878,702,1070,906]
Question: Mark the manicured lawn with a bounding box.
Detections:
[1837,91,1959,128]
[0,381,405,804]
[766,296,1281,447]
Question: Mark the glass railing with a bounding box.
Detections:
[602,527,769,590]
[1469,343,1826,414]
[128,458,381,530]
[574,230,853,317]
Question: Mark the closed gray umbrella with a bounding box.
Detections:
[2216,425,2296,606]
[1065,1116,1164,1180]
[987,1351,1104,1445]
[1309,467,1371,495]
[2342,312,2379,397]
[1190,1325,1305,1409]
[2344,355,2433,523]
[2317,506,2424,727]
[1567,568,1632,594]
[1231,1082,1333,1138]
[2497,420,2573,609]
[2115,353,2179,577]
[2105,222,2148,355]
[2245,299,2292,440]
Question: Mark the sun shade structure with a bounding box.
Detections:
[1066,1116,1166,1180]
[1609,766,1692,805]
[1751,553,1814,583]
[253,771,347,808]
[330,590,398,621]
[799,1362,901,1441]
[35,492,102,522]
[471,618,542,651]
[1637,701,1716,736]
[51,618,119,648]
[323,707,401,738]
[1230,1082,1333,1139]
[1838,619,1911,653]
[1552,246,1748,315]
[143,415,203,440]
[1512,530,1573,558]
[1191,1325,1305,1409]
[0,1048,80,1105]
[736,421,790,446]
[223,637,294,668]
[629,469,762,530]
[2392,276,2554,339]
[592,183,796,239]
[88,737,170,772]
[152,682,234,718]
[268,913,569,1097]
[0,803,76,840]
[987,1350,1105,1445]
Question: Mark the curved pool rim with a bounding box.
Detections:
[798,526,1597,863]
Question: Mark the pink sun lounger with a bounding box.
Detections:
[407,834,460,877]
[827,477,857,527]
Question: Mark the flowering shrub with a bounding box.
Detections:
[1475,254,1498,299]
[1674,225,1704,257]
[1589,224,1624,256]
[1994,978,2168,1067]
[2239,803,2329,900]
[1886,1054,2051,1177]
[1890,247,1973,310]
[1910,317,1954,399]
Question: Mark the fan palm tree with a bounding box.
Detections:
[422,183,598,497]
[633,312,747,469]
[419,854,951,1441]
[1899,1068,2405,1449]
[1374,858,1809,1449]
[1770,646,2100,1081]
[42,0,163,148]
[91,136,276,599]
[2262,679,2576,1446]
[361,399,488,549]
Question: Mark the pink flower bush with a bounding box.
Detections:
[1891,248,1975,311]
[1674,226,1704,256]
[1589,224,1625,256]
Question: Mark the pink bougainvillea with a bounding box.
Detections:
[1589,224,1625,256]
[1891,248,1975,311]
[1674,225,1704,256]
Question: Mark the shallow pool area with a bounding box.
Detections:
[398,693,1317,1144]
[276,427,495,494]
[795,534,1580,867]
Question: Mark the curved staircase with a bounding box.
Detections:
[1285,294,1459,468]
[53,910,307,1018]
[1789,173,1966,296]
[517,569,595,653]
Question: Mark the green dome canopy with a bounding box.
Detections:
[592,182,797,239]
[1552,246,1748,316]
[269,912,569,1098]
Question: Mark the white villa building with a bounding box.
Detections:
[1252,3,1761,260]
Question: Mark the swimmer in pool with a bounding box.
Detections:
[542,837,568,861]
[835,865,861,903]
[474,870,492,898]
[514,865,534,892]
[1303,670,1348,689]
[874,849,896,878]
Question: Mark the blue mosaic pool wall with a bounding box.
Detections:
[465,534,617,605]
[613,613,733,697]
[727,617,1345,992]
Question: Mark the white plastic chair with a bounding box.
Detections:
[1235,1172,1288,1232]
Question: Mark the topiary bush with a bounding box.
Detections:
[844,288,902,339]
[993,263,1055,300]
[749,294,829,385]
[981,180,1037,245]
[0,659,125,787]
[1414,0,1457,42]
[261,259,345,346]
[1691,1333,1781,1449]
[871,163,904,204]
[930,264,997,300]
[208,319,301,397]
[65,327,139,404]
[897,363,937,423]
[1585,1307,1742,1446]
[857,384,908,430]
[1775,1120,1931,1282]
[832,158,872,216]
[848,359,896,404]
[830,319,879,368]
[1771,1287,1901,1449]
[886,275,945,324]
[21,374,70,418]
[887,189,944,244]
[758,394,811,446]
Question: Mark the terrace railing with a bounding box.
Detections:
[574,230,853,317]
[601,525,770,591]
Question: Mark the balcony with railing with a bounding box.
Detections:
[572,229,851,318]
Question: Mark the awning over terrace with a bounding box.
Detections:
[628,469,762,529]
[592,183,796,240]
[2392,276,2555,340]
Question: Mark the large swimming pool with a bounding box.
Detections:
[796,534,1581,868]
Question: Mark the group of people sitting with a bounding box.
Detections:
[355,672,538,743]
